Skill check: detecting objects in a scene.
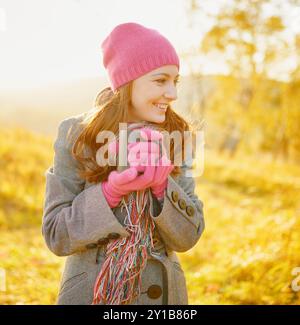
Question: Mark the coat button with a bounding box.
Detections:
[97,238,109,245]
[147,285,162,299]
[171,191,179,202]
[178,199,186,210]
[86,243,97,249]
[107,233,120,240]
[186,206,195,217]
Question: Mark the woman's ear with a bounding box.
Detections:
[94,87,113,107]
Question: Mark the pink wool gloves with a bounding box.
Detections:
[127,128,174,199]
[101,128,174,208]
[101,165,157,208]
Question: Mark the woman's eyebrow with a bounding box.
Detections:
[151,73,180,78]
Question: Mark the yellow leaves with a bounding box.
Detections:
[232,10,252,30]
[183,150,300,305]
[0,127,53,230]
[231,246,272,268]
[0,228,64,305]
[204,283,221,294]
[264,16,285,32]
[201,26,230,52]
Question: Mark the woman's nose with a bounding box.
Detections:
[163,86,177,101]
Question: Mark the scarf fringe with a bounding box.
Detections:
[92,189,155,305]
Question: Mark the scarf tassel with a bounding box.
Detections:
[92,189,155,305]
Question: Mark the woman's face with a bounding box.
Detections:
[128,65,179,124]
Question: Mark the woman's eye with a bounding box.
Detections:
[156,79,180,85]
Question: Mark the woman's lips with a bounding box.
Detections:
[153,103,168,112]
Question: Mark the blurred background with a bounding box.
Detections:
[0,0,300,304]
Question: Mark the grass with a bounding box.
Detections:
[0,227,64,304]
[178,150,300,304]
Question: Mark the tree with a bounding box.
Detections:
[183,0,300,161]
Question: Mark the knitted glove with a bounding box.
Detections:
[149,155,174,200]
[102,165,157,208]
[104,126,172,206]
[107,127,162,172]
[127,141,160,167]
[127,128,174,200]
[127,149,174,200]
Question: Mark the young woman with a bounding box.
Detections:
[42,22,205,305]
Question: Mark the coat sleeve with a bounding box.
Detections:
[149,161,205,252]
[42,117,130,257]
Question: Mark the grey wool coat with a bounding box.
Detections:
[42,112,205,305]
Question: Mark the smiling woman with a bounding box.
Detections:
[128,65,180,124]
[42,21,205,306]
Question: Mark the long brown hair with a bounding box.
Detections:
[69,81,192,184]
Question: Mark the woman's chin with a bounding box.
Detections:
[148,114,166,124]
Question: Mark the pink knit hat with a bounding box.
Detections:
[101,22,180,92]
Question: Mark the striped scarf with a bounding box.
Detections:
[92,122,161,305]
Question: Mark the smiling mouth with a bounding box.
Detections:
[153,103,168,111]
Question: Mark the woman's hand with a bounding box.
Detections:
[128,151,174,200]
[149,155,174,200]
[103,127,174,207]
[101,164,157,208]
[127,127,174,200]
[107,126,163,171]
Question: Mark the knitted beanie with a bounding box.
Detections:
[101,22,180,92]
